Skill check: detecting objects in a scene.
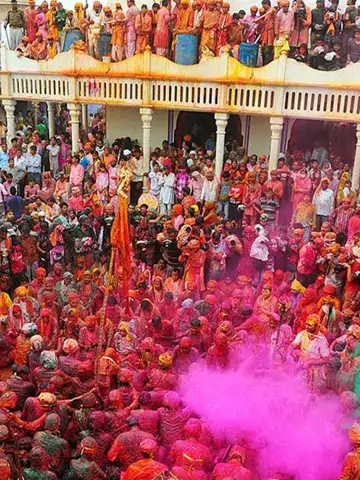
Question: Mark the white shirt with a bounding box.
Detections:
[313,188,334,216]
[14,155,26,170]
[200,178,219,202]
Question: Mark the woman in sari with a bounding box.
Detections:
[149,276,164,304]
[37,172,56,202]
[292,169,312,210]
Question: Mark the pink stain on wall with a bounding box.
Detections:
[180,352,350,479]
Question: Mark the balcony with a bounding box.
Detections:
[1,45,360,123]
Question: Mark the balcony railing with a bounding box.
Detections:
[1,45,360,122]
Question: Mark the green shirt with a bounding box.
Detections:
[6,9,25,28]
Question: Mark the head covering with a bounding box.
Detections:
[63,339,79,355]
[205,294,217,305]
[184,418,202,439]
[172,204,183,215]
[40,350,58,370]
[159,352,173,367]
[349,423,360,444]
[140,438,157,454]
[15,286,27,296]
[118,321,131,341]
[229,445,246,462]
[181,298,193,308]
[306,314,321,326]
[163,391,181,408]
[29,334,43,347]
[0,391,17,409]
[291,279,305,293]
[123,149,131,156]
[38,392,57,406]
[80,436,98,454]
[22,322,37,336]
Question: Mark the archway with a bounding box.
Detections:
[288,119,356,166]
[174,112,242,148]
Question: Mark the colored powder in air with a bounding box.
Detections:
[180,352,350,479]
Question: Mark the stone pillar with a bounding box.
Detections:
[269,116,284,174]
[214,112,229,179]
[33,101,39,128]
[67,103,81,153]
[2,99,16,143]
[244,115,251,153]
[140,107,153,191]
[352,123,360,190]
[168,110,174,144]
[47,102,55,139]
[81,104,87,131]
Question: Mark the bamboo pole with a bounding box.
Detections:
[95,246,115,382]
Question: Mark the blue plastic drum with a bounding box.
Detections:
[239,43,259,67]
[63,30,83,52]
[175,34,198,65]
[98,33,112,59]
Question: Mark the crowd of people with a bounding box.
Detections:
[0,102,359,479]
[4,0,360,68]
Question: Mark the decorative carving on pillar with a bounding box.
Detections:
[2,99,16,142]
[140,107,153,192]
[67,103,81,153]
[214,113,229,179]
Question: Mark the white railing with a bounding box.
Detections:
[1,45,360,123]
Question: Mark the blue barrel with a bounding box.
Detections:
[239,43,259,67]
[98,33,112,59]
[175,34,198,65]
[63,30,83,52]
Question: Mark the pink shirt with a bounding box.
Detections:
[69,163,84,186]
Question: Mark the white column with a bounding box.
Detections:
[352,123,360,190]
[47,102,55,139]
[140,107,153,192]
[33,102,39,128]
[67,103,81,153]
[81,104,87,131]
[214,112,229,179]
[2,99,16,144]
[269,116,284,174]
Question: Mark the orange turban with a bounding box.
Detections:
[349,423,360,444]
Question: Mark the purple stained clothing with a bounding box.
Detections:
[348,38,360,63]
[174,172,191,199]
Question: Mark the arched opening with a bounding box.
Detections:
[174,112,242,148]
[288,119,356,166]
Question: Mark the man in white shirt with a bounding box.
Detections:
[200,170,219,203]
[46,137,60,176]
[313,177,334,230]
[25,145,42,185]
[130,148,144,205]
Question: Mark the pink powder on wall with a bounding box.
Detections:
[180,352,350,479]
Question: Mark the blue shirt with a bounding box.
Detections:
[0,151,9,169]
[80,156,90,170]
[6,195,23,219]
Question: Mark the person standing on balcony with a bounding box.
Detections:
[274,0,294,42]
[86,1,104,59]
[135,4,152,54]
[111,3,126,61]
[24,0,37,43]
[243,5,259,44]
[342,0,357,65]
[125,0,140,57]
[46,0,60,42]
[154,0,170,57]
[310,0,327,46]
[259,0,276,65]
[289,0,311,55]
[197,0,219,59]
[216,2,232,55]
[4,0,26,51]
